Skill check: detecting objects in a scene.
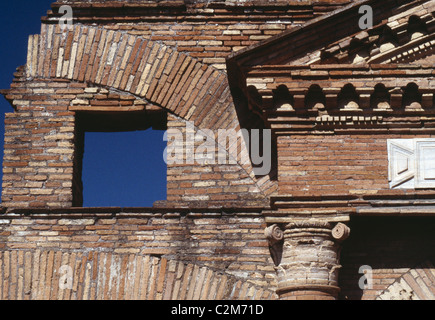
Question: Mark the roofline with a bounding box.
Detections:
[226,0,422,66]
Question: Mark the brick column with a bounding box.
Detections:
[266,221,350,300]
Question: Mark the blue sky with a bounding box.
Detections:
[0,1,167,207]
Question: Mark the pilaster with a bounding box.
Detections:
[264,197,351,300]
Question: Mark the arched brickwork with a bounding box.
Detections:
[0,249,277,300]
[377,260,435,300]
[28,24,249,168]
[1,23,279,209]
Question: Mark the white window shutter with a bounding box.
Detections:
[387,139,435,189]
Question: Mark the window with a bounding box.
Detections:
[75,110,167,207]
[388,139,435,189]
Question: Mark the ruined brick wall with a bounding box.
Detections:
[3,0,435,301]
[2,0,349,210]
[50,0,350,70]
[1,28,262,209]
[0,0,314,299]
[1,0,351,209]
[1,72,269,209]
[0,209,277,300]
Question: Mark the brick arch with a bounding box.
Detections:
[28,25,224,121]
[25,24,277,199]
[0,249,277,300]
[28,24,236,149]
[377,260,435,300]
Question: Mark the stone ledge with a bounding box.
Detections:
[43,0,346,24]
[0,206,265,219]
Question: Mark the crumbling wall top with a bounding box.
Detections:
[54,0,347,4]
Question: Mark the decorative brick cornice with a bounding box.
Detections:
[226,0,435,134]
[227,0,426,66]
[265,193,435,220]
[46,1,348,24]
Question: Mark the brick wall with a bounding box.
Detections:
[277,133,435,197]
[1,0,349,209]
[3,0,435,301]
[165,113,275,207]
[0,208,277,300]
[49,0,348,70]
[1,22,279,209]
[0,250,276,300]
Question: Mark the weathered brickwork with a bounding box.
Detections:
[0,250,276,300]
[278,134,435,196]
[50,0,349,70]
[2,77,78,208]
[2,0,435,300]
[2,22,277,209]
[227,0,435,300]
[0,209,277,299]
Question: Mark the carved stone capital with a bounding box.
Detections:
[331,222,351,242]
[286,220,333,230]
[268,219,351,300]
[265,224,284,266]
[264,224,284,246]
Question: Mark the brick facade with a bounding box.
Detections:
[1,0,435,300]
[0,209,276,300]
